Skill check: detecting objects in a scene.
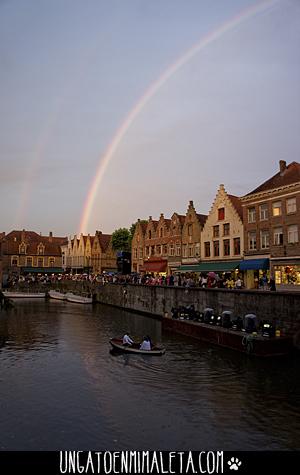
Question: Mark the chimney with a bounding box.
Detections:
[49,231,53,242]
[279,160,287,175]
[160,213,164,218]
[189,200,194,207]
[149,216,152,220]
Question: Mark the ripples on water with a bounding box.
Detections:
[0,300,299,450]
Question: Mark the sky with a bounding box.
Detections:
[0,0,299,237]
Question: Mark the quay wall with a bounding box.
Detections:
[91,284,300,346]
[7,281,300,347]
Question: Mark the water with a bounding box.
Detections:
[0,300,299,451]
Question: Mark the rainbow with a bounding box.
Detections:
[79,0,280,234]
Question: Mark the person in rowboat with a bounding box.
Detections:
[140,336,151,351]
[122,332,134,346]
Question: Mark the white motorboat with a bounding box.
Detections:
[66,292,93,304]
[2,290,46,298]
[48,290,67,300]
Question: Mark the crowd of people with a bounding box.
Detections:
[5,270,276,291]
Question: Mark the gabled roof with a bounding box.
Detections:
[246,161,300,195]
[227,195,243,220]
[1,230,66,256]
[98,233,111,252]
[196,213,208,226]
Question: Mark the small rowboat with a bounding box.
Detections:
[109,338,166,356]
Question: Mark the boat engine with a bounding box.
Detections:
[244,314,257,333]
[261,320,275,337]
[221,311,232,328]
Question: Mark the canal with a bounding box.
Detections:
[0,300,299,451]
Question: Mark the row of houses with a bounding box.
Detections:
[131,161,300,289]
[0,230,117,285]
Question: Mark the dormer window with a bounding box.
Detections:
[37,243,44,255]
[19,243,26,254]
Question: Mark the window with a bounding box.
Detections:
[288,225,298,243]
[205,242,210,257]
[272,201,282,217]
[163,245,167,255]
[11,256,18,266]
[188,224,193,236]
[37,257,44,267]
[26,257,33,267]
[139,247,143,258]
[159,228,163,238]
[195,243,200,257]
[49,257,55,266]
[151,245,155,256]
[234,238,240,255]
[176,244,181,256]
[169,244,175,256]
[156,245,161,255]
[188,245,194,257]
[248,231,256,250]
[260,230,269,249]
[182,245,187,257]
[218,208,225,220]
[248,207,256,223]
[37,244,44,255]
[213,241,219,257]
[134,248,138,259]
[286,198,296,214]
[259,204,269,221]
[223,223,230,236]
[213,225,219,238]
[223,239,230,256]
[145,246,149,257]
[148,230,152,239]
[19,243,26,254]
[274,227,283,245]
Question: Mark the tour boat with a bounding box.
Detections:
[66,292,93,304]
[109,338,166,355]
[48,290,67,300]
[2,290,46,298]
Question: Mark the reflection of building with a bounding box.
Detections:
[0,230,66,284]
[241,161,300,289]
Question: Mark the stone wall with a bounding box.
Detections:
[93,284,300,344]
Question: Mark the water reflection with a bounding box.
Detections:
[0,300,299,451]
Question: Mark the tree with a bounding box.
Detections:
[111,228,131,252]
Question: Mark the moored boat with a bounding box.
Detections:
[49,290,67,300]
[109,338,166,355]
[2,290,46,298]
[66,292,93,304]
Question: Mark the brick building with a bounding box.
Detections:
[180,200,207,271]
[241,160,300,289]
[0,230,66,284]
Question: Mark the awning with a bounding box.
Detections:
[178,261,241,273]
[21,267,63,274]
[143,260,167,272]
[239,259,269,271]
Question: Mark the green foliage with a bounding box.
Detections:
[111,228,131,251]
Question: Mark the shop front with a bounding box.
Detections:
[271,259,300,288]
[239,258,270,289]
[141,258,168,275]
